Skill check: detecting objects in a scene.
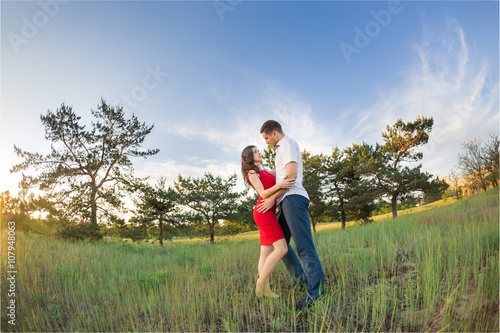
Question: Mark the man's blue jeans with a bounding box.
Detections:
[278,194,325,299]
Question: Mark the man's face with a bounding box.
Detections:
[262,131,279,147]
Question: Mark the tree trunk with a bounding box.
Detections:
[476,170,487,192]
[159,219,163,247]
[391,195,398,218]
[340,200,346,229]
[209,222,215,244]
[309,212,316,232]
[90,188,98,225]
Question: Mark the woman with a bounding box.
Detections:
[241,145,294,298]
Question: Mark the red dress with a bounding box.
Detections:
[250,170,285,245]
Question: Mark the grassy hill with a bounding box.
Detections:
[1,188,498,332]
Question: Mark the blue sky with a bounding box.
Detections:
[1,0,499,195]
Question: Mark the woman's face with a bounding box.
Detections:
[252,147,262,165]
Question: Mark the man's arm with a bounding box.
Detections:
[285,162,298,181]
[257,162,298,213]
[256,188,288,213]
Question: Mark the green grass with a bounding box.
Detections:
[1,188,498,332]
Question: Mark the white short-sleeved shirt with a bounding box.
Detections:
[275,135,309,204]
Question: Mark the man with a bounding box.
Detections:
[257,120,325,310]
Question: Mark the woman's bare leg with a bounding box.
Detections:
[258,245,273,278]
[258,250,275,296]
[256,238,288,298]
[256,245,273,297]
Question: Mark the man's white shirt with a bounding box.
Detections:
[275,135,309,204]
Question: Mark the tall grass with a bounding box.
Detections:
[1,188,498,332]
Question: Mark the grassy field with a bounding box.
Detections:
[1,188,498,332]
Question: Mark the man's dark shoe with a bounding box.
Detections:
[295,296,317,311]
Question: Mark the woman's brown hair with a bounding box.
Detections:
[241,145,260,188]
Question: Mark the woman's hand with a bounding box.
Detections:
[277,177,295,189]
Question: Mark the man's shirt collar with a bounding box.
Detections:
[275,135,287,148]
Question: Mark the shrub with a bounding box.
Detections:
[57,222,103,242]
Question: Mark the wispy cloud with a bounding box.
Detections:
[202,87,226,102]
[260,82,339,154]
[161,80,340,156]
[136,158,243,191]
[350,17,498,176]
[158,16,497,182]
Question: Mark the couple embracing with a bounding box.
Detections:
[241,120,325,310]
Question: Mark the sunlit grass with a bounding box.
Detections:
[1,189,498,332]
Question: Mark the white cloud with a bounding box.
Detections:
[136,158,245,192]
[261,82,338,155]
[350,18,499,177]
[155,17,498,182]
[161,81,340,158]
[202,87,228,102]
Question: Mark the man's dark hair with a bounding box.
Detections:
[260,120,283,135]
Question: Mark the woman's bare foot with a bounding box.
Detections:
[256,278,280,298]
[264,278,279,298]
[255,279,265,298]
[263,287,279,298]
